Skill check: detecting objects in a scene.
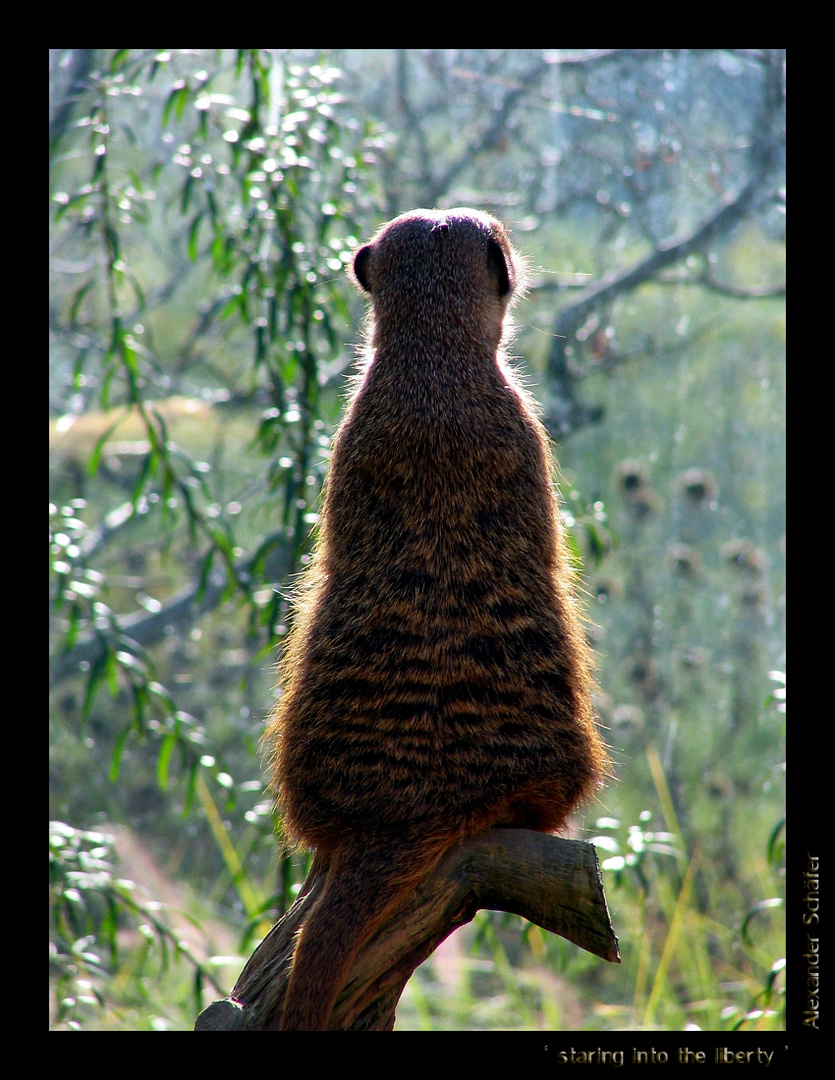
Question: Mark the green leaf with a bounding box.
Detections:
[88,412,128,476]
[187,213,203,262]
[109,726,130,782]
[82,648,112,719]
[196,547,216,602]
[741,898,784,946]
[68,279,97,325]
[157,733,176,790]
[163,83,189,126]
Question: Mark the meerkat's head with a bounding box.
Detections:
[349,208,525,352]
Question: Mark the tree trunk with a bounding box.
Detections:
[195,829,619,1031]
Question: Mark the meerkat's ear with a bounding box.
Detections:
[486,238,512,298]
[352,245,374,293]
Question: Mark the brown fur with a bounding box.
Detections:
[264,208,609,1030]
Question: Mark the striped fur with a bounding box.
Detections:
[265,209,609,1029]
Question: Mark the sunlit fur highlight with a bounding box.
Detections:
[264,208,610,1030]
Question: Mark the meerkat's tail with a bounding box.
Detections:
[279,829,455,1031]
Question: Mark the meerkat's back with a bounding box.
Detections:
[266,208,609,1030]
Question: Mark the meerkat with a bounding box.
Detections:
[265,207,609,1031]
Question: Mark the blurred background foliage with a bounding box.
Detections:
[49,49,785,1031]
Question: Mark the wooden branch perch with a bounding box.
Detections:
[195,829,619,1032]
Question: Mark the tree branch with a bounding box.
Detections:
[545,49,785,435]
[195,830,619,1032]
[49,531,293,685]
